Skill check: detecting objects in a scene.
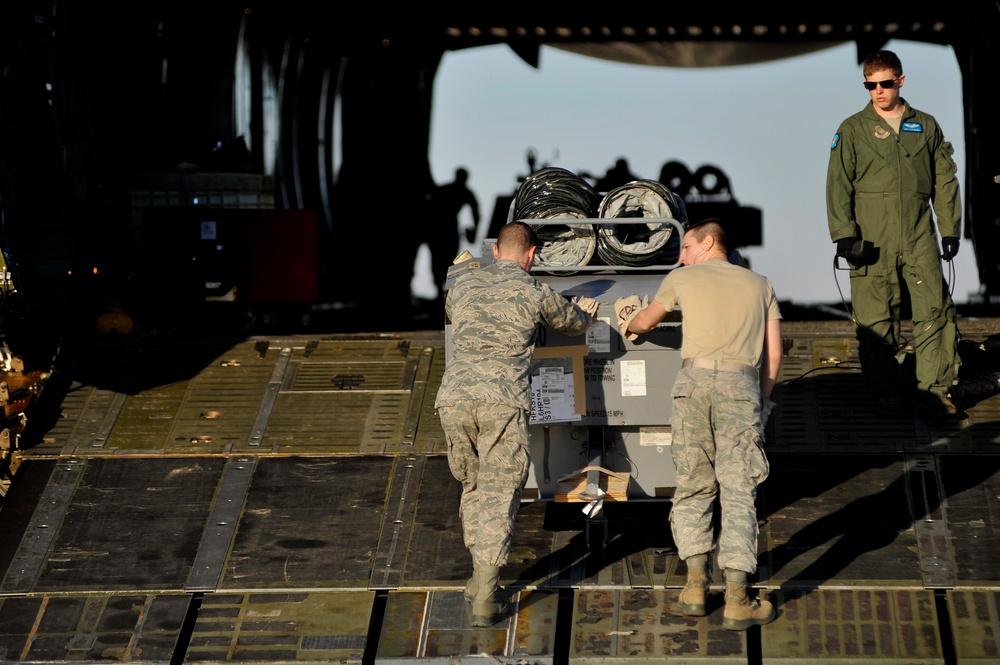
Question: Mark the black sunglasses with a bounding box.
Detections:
[863,79,898,90]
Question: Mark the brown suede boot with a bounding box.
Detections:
[464,545,477,603]
[677,554,709,616]
[464,575,476,603]
[471,565,510,627]
[722,571,774,630]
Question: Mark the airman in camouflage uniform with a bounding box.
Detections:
[435,221,595,627]
[620,218,782,630]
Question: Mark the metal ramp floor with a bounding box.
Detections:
[1,319,1000,663]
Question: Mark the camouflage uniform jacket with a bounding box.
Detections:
[435,259,592,411]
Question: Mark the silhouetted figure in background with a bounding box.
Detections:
[594,157,639,192]
[429,167,481,299]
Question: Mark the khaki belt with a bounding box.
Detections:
[681,357,758,379]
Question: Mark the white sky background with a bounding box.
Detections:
[416,39,975,307]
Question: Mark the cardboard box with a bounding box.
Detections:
[554,465,630,502]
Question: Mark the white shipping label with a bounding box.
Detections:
[538,366,566,403]
[640,426,672,446]
[586,317,612,353]
[529,370,581,424]
[621,359,647,397]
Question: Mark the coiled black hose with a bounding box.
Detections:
[596,179,686,266]
[511,167,600,269]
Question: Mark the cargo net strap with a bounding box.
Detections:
[596,179,686,266]
[511,167,599,269]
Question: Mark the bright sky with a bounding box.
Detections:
[416,38,974,307]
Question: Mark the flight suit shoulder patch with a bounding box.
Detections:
[830,133,840,150]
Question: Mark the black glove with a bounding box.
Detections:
[836,237,857,260]
[941,236,959,261]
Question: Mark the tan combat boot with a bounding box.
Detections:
[677,554,709,616]
[465,572,510,603]
[464,545,477,603]
[471,565,510,627]
[722,570,774,630]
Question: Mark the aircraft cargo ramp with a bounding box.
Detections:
[3,316,1000,664]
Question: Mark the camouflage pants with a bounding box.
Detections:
[438,403,531,568]
[669,367,770,574]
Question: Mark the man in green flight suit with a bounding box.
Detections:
[826,49,963,418]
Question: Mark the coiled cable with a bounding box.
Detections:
[596,179,686,266]
[511,167,599,270]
